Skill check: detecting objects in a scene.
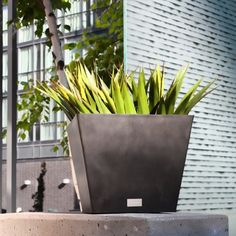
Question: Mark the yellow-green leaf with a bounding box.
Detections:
[137,70,149,114]
[121,81,136,114]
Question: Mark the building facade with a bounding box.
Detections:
[125,0,236,213]
[1,0,98,212]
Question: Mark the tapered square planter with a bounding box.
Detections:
[67,114,193,213]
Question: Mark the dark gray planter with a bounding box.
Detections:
[67,114,193,213]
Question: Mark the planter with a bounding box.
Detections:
[67,114,193,213]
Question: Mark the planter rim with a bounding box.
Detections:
[71,113,194,120]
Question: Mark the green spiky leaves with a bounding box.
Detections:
[36,63,215,121]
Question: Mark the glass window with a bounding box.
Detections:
[2,7,7,31]
[18,47,33,73]
[2,0,96,147]
[66,0,81,15]
[2,98,7,144]
[43,45,54,69]
[40,99,56,141]
[90,0,95,27]
[2,98,7,128]
[56,111,65,140]
[18,47,33,90]
[3,32,8,47]
[32,45,41,82]
[82,0,87,28]
[18,26,33,43]
[17,98,30,143]
[41,44,55,81]
[2,7,8,46]
[2,53,8,93]
[64,39,77,64]
[65,0,82,31]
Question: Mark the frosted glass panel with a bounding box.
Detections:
[18,48,32,73]
[18,26,33,43]
[40,99,56,141]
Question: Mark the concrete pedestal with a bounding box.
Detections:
[0,212,228,236]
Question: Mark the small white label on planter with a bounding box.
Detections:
[127,198,142,207]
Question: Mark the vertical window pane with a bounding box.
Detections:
[65,0,82,31]
[83,0,87,28]
[18,47,33,73]
[90,0,95,27]
[64,39,78,64]
[42,45,54,81]
[40,123,55,141]
[3,32,8,47]
[2,53,8,93]
[18,47,33,90]
[2,7,7,30]
[56,111,65,140]
[2,99,7,128]
[18,26,33,43]
[40,99,56,141]
[17,98,30,143]
[2,7,8,46]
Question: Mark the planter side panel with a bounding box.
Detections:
[67,116,92,212]
[69,115,193,213]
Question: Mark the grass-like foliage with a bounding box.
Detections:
[36,63,215,121]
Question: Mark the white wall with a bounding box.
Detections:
[125,0,236,213]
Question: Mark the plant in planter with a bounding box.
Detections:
[9,0,214,214]
[37,62,215,213]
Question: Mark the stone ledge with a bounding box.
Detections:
[0,212,228,236]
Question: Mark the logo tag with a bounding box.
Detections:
[127,198,142,207]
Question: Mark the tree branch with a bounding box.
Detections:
[42,0,68,87]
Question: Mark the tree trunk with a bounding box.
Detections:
[42,0,68,87]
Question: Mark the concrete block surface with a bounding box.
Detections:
[0,212,228,236]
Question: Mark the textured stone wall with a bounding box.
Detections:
[2,158,75,212]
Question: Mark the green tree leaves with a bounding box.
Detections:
[64,0,123,85]
[6,0,71,38]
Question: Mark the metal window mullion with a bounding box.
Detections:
[28,42,34,142]
[123,0,127,72]
[7,0,17,213]
[0,0,3,213]
[80,0,83,30]
[53,100,57,140]
[35,44,41,142]
[86,0,91,27]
